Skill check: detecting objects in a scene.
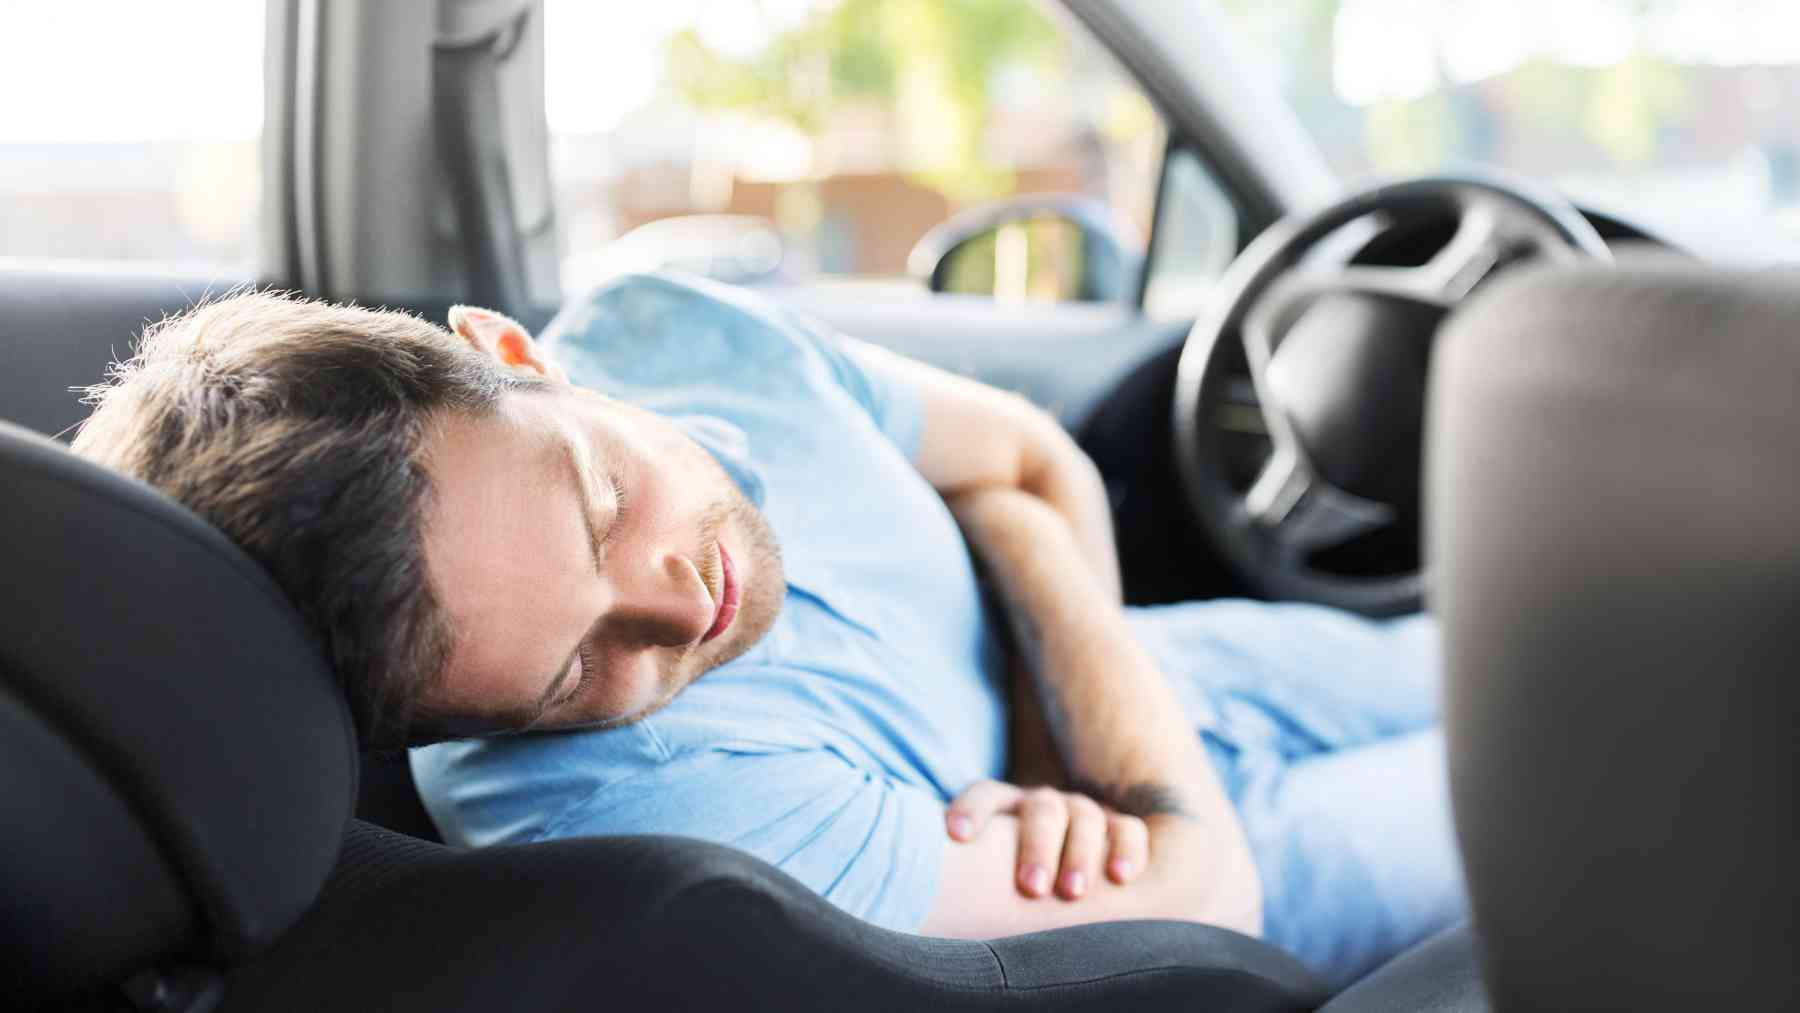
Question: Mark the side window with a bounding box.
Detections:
[0,2,263,269]
[1142,146,1240,320]
[544,0,1181,303]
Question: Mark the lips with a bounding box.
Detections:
[701,541,739,643]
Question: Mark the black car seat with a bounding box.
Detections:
[1430,261,1800,1010]
[0,265,242,443]
[1,417,1342,1011]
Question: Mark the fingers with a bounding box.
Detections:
[1105,812,1149,885]
[945,779,1022,843]
[1015,787,1069,898]
[1057,794,1107,899]
[947,781,1151,903]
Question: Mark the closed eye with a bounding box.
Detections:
[561,643,597,707]
[600,473,630,546]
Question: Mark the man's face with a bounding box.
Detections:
[420,383,784,737]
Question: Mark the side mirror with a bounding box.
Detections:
[907,194,1141,303]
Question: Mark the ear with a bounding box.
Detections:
[447,305,568,383]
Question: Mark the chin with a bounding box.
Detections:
[602,675,697,729]
[566,691,666,732]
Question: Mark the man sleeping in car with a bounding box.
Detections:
[72,275,1461,989]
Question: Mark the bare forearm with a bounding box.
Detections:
[1004,656,1066,787]
[1018,436,1122,604]
[951,488,1261,931]
[979,504,1215,815]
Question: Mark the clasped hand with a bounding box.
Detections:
[945,779,1148,900]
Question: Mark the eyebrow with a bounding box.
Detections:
[559,432,608,579]
[530,433,610,718]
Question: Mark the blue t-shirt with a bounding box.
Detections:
[412,273,1008,931]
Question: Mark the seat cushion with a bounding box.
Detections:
[223,821,1327,1012]
[1315,925,1487,1013]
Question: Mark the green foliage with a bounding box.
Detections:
[1585,55,1693,166]
[663,0,1062,199]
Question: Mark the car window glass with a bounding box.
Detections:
[544,0,1169,295]
[0,1,263,269]
[1220,0,1800,248]
[1143,147,1240,320]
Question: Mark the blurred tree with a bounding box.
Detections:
[1365,93,1455,174]
[1586,55,1692,165]
[664,0,1062,200]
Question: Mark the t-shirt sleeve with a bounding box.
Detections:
[542,272,926,459]
[530,745,947,933]
[776,306,927,459]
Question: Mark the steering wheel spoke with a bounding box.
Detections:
[1173,172,1611,615]
[1241,446,1394,564]
[1423,203,1509,299]
[1276,204,1508,316]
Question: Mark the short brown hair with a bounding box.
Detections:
[73,290,540,747]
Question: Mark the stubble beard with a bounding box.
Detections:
[590,433,787,731]
[698,489,785,673]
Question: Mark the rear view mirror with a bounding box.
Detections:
[907,194,1140,303]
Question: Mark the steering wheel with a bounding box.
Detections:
[1172,174,1612,616]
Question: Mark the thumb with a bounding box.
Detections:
[946,779,1024,842]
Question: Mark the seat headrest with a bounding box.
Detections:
[0,420,356,998]
[1429,261,1800,1010]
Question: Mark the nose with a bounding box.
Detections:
[607,546,717,648]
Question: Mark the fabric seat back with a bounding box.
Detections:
[0,421,356,1001]
[1429,262,1800,1010]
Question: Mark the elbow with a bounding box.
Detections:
[1206,838,1265,938]
[1205,872,1265,938]
[1019,417,1105,503]
[1010,398,1077,469]
[1159,871,1264,941]
[1147,823,1266,939]
[1155,863,1263,939]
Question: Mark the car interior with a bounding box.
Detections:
[3,1,1794,1010]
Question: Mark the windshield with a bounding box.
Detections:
[1219,0,1800,244]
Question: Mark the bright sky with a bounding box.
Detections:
[543,0,815,135]
[0,0,805,143]
[0,1,265,142]
[1332,0,1800,104]
[5,0,1800,142]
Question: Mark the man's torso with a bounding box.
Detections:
[413,274,1008,864]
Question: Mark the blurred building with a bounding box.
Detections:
[553,90,1135,287]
